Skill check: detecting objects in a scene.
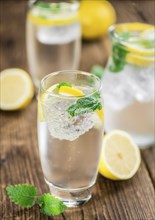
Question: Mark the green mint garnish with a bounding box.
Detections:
[38,194,67,216]
[6,184,67,216]
[6,184,37,208]
[110,31,131,73]
[36,1,62,13]
[57,82,72,89]
[110,43,128,73]
[119,31,131,40]
[36,1,51,9]
[67,92,102,117]
[92,65,104,79]
[133,39,155,49]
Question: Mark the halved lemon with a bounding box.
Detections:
[98,130,141,180]
[0,68,34,110]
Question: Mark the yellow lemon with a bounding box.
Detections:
[0,68,34,110]
[98,130,141,180]
[80,0,116,39]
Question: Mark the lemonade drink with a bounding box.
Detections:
[26,1,81,87]
[103,23,155,147]
[38,71,104,207]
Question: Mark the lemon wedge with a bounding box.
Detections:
[0,68,34,110]
[98,130,141,180]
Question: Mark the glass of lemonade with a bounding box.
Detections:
[103,23,155,148]
[38,70,104,207]
[26,0,81,88]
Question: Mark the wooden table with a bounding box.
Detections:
[0,0,155,219]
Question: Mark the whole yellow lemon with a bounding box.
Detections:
[80,0,116,40]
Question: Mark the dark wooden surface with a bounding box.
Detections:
[0,0,155,219]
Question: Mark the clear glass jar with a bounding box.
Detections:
[26,0,81,88]
[102,23,155,148]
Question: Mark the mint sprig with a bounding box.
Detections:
[92,65,104,79]
[110,31,131,73]
[6,184,67,216]
[67,92,102,117]
[38,194,67,216]
[57,82,72,89]
[6,184,37,208]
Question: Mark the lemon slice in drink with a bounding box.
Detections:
[59,85,104,121]
[116,23,155,56]
[38,84,103,122]
[98,130,141,180]
[0,68,34,110]
[58,86,84,96]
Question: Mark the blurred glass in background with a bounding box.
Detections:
[102,23,155,148]
[26,0,81,88]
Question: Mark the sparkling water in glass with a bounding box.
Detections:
[102,23,155,148]
[26,0,81,88]
[38,70,104,207]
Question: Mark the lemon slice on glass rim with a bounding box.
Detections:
[98,130,141,180]
[0,68,34,110]
[38,84,103,122]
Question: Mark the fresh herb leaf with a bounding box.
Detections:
[6,184,37,208]
[6,184,67,216]
[67,92,102,117]
[133,39,155,49]
[37,1,51,9]
[110,31,131,73]
[110,43,128,73]
[36,1,61,12]
[119,31,131,40]
[92,65,104,79]
[38,194,67,216]
[57,82,72,89]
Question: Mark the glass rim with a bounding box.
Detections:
[109,22,155,59]
[28,0,80,11]
[40,70,102,99]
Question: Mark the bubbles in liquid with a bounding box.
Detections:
[42,97,94,141]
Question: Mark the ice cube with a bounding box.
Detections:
[37,23,80,45]
[102,70,133,110]
[124,65,154,102]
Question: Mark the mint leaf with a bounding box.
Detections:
[119,31,131,40]
[92,65,104,79]
[110,43,128,73]
[57,82,72,89]
[36,1,51,9]
[67,92,102,117]
[6,184,37,208]
[38,194,67,216]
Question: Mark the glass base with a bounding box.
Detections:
[45,180,92,207]
[131,134,155,149]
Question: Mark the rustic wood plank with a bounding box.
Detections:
[0,0,155,220]
[142,147,155,186]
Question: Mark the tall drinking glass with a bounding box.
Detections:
[26,0,81,88]
[38,70,104,207]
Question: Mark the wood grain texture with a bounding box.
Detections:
[0,0,155,219]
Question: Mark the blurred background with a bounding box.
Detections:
[1,0,154,72]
